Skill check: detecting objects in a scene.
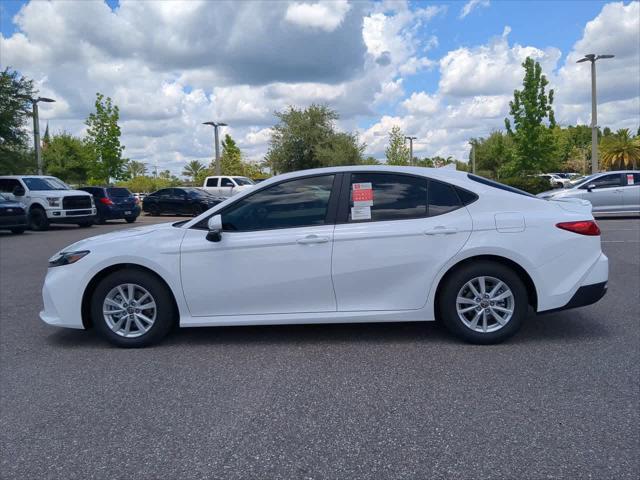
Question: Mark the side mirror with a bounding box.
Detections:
[13,186,26,197]
[206,214,223,242]
[587,183,596,192]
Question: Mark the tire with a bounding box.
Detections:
[437,261,528,344]
[192,204,204,216]
[10,227,25,234]
[28,207,49,231]
[78,220,94,228]
[91,269,176,347]
[96,214,107,225]
[125,217,137,224]
[147,204,160,216]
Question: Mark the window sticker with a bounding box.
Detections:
[352,182,373,206]
[351,206,372,220]
[628,174,634,185]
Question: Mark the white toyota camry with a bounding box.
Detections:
[41,166,608,347]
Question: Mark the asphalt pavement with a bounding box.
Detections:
[0,215,638,479]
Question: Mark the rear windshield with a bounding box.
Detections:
[107,187,131,197]
[467,174,535,198]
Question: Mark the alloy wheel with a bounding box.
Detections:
[102,283,157,338]
[456,276,515,333]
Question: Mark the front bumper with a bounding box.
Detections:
[40,265,86,329]
[0,215,28,228]
[46,208,97,220]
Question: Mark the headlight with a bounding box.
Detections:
[48,250,90,268]
[46,197,61,207]
[90,197,95,207]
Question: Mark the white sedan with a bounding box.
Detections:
[41,166,609,347]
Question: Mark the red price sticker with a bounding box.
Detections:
[352,182,373,206]
[627,174,634,185]
[352,189,373,202]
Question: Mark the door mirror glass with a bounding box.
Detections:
[13,186,26,196]
[206,214,223,242]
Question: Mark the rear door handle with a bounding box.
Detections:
[424,226,458,235]
[297,234,330,245]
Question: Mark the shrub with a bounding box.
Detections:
[499,176,551,195]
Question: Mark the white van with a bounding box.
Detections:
[202,176,255,197]
[0,175,96,230]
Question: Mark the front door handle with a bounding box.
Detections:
[297,234,330,245]
[424,226,458,235]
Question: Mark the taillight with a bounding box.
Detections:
[556,220,601,236]
[99,197,114,206]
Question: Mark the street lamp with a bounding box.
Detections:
[21,96,56,175]
[203,121,228,176]
[576,53,614,174]
[404,136,417,165]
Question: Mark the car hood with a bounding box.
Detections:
[61,222,177,252]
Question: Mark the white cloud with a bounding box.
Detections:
[284,0,351,32]
[459,0,490,19]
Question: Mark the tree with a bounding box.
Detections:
[469,131,516,178]
[505,57,557,175]
[85,93,126,182]
[220,134,244,175]
[385,126,410,165]
[600,128,640,170]
[0,67,37,174]
[42,132,94,184]
[124,160,147,178]
[266,104,363,173]
[182,160,206,182]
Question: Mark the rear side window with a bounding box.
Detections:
[206,178,218,187]
[107,187,131,197]
[348,173,427,222]
[428,180,461,216]
[631,173,640,185]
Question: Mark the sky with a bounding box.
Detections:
[1,0,639,175]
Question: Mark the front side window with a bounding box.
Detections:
[221,175,335,231]
[233,177,255,186]
[348,173,427,222]
[585,173,622,189]
[221,178,234,187]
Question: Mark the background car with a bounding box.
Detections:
[0,192,27,234]
[537,170,640,215]
[79,186,141,224]
[536,173,571,188]
[142,187,225,216]
[202,176,255,197]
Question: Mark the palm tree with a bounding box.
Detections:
[600,129,640,170]
[125,160,147,178]
[182,160,205,182]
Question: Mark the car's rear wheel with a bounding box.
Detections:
[438,261,528,344]
[192,204,204,216]
[28,207,49,231]
[91,269,175,347]
[147,204,160,216]
[10,227,25,234]
[125,217,137,223]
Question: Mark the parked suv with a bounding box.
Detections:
[0,192,27,234]
[79,186,140,224]
[0,176,96,230]
[202,176,255,197]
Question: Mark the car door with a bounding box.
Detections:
[180,174,339,317]
[154,189,172,213]
[219,177,235,197]
[580,173,624,213]
[205,177,220,195]
[621,172,640,212]
[331,173,473,312]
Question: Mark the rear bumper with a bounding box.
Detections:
[101,205,141,219]
[542,281,607,314]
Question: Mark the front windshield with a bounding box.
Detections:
[22,177,70,191]
[233,177,255,186]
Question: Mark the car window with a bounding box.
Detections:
[428,180,462,216]
[206,178,218,187]
[154,189,170,197]
[107,187,131,197]
[174,189,187,199]
[585,173,622,189]
[0,179,22,193]
[625,173,640,186]
[221,178,234,187]
[348,173,427,223]
[221,175,335,231]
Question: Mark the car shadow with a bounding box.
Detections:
[44,311,612,349]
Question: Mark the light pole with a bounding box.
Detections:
[404,136,417,165]
[203,121,228,176]
[576,53,614,174]
[22,96,56,175]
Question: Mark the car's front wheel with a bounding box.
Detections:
[438,261,528,344]
[28,207,49,231]
[91,269,176,347]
